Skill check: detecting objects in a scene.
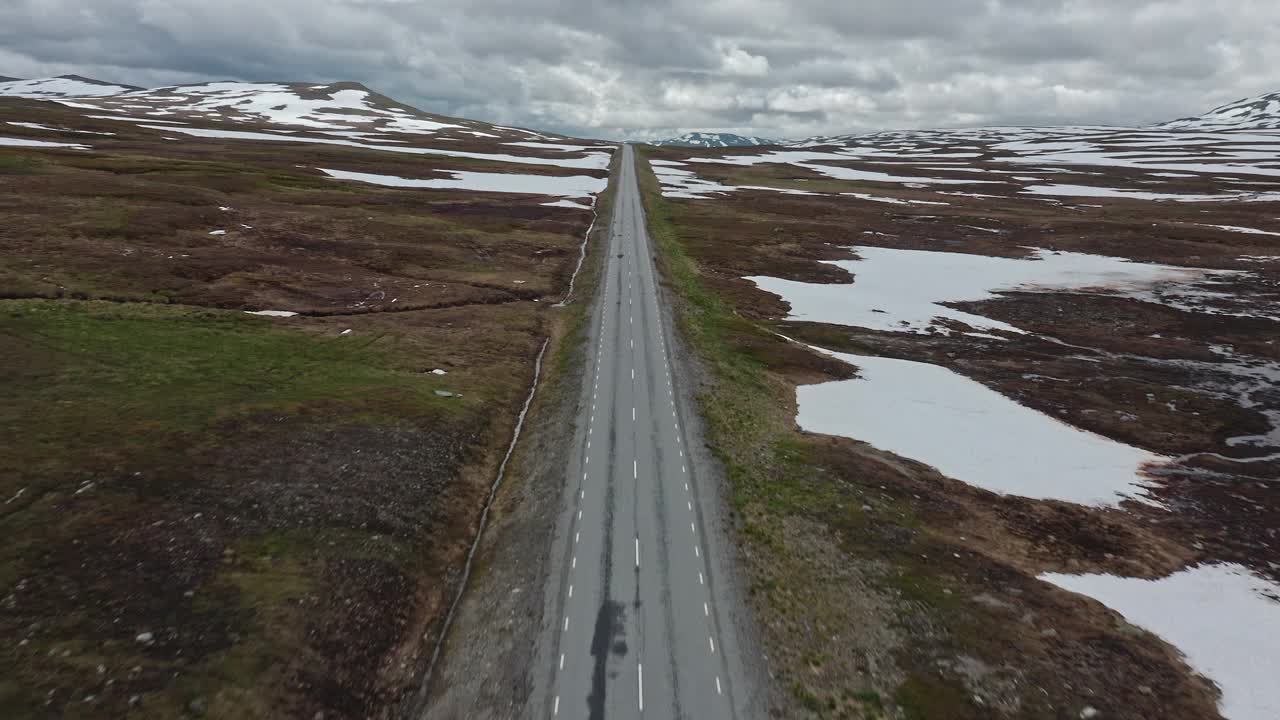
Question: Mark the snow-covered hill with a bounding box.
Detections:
[649,132,775,148]
[1159,91,1280,131]
[0,75,578,143]
[0,75,142,98]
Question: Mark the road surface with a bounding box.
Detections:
[537,144,753,719]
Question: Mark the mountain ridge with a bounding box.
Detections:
[1159,91,1280,131]
[0,75,574,142]
[647,132,775,147]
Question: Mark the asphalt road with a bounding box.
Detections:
[539,144,751,719]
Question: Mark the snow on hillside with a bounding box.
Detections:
[0,76,584,147]
[67,81,470,133]
[0,75,140,98]
[1160,92,1280,131]
[649,132,774,148]
[1,75,615,205]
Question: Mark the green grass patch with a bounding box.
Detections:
[895,674,977,720]
[0,152,46,175]
[0,299,455,488]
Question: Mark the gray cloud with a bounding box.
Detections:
[1,0,1277,139]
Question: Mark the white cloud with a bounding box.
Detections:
[0,0,1277,139]
[717,42,769,77]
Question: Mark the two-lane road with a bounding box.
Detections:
[538,144,751,719]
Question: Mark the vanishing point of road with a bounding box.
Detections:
[536,144,754,719]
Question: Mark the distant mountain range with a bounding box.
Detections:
[5,75,1279,139]
[647,132,775,148]
[646,92,1280,147]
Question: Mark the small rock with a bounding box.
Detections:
[135,632,154,644]
[1138,685,1153,696]
[434,390,455,398]
[128,695,141,707]
[1081,707,1100,719]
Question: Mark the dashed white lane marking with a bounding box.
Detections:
[638,663,644,712]
[632,407,636,421]
[691,522,696,534]
[704,602,709,617]
[575,531,580,543]
[709,636,716,654]
[698,571,704,585]
[568,584,573,598]
[578,510,582,520]
[687,501,692,511]
[563,616,569,631]
[554,695,560,715]
[560,653,565,670]
[695,545,700,558]
[635,537,640,568]
[633,460,638,479]
[571,556,576,569]
[716,676,723,695]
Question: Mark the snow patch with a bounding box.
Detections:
[145,126,611,170]
[0,76,135,98]
[321,167,606,199]
[748,246,1214,336]
[542,199,592,210]
[1041,564,1280,720]
[797,350,1165,506]
[0,136,89,149]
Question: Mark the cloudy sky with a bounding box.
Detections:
[1,0,1277,140]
